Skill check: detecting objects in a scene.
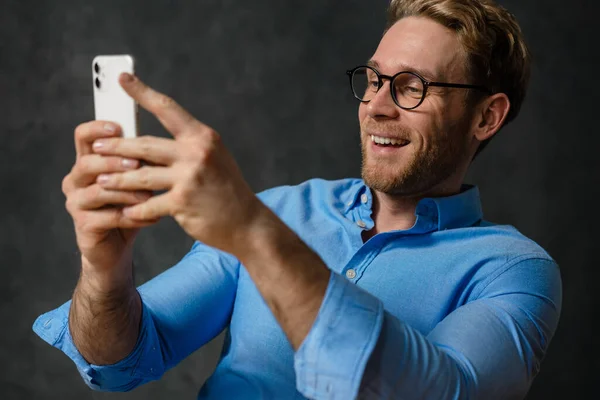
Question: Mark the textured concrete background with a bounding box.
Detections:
[1,0,597,398]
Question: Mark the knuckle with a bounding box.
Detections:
[77,214,94,232]
[88,184,102,199]
[156,94,176,110]
[198,146,213,167]
[77,155,93,171]
[199,130,221,160]
[65,196,75,213]
[67,189,86,212]
[138,167,152,187]
[196,127,221,147]
[61,175,72,194]
[110,173,122,187]
[74,123,86,141]
[73,188,91,209]
[204,128,221,143]
[192,143,208,161]
[189,138,213,163]
[75,192,87,210]
[140,136,153,155]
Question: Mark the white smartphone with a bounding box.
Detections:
[92,54,138,138]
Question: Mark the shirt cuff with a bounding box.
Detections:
[32,297,164,392]
[294,271,384,400]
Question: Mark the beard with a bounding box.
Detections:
[360,116,472,196]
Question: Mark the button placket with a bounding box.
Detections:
[342,239,383,283]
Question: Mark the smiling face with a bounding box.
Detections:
[360,16,478,196]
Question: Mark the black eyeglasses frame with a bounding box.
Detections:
[346,65,492,110]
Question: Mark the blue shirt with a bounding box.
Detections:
[33,178,562,399]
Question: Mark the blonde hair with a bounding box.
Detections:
[387,0,531,153]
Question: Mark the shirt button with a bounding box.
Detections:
[347,200,353,206]
[346,269,357,279]
[356,220,366,228]
[361,194,368,204]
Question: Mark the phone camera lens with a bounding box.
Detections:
[95,77,101,89]
[94,63,100,74]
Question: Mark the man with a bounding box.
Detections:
[33,0,562,398]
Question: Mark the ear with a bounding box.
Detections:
[472,93,511,142]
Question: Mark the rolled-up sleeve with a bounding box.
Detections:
[32,241,240,392]
[294,272,384,399]
[33,300,165,391]
[294,257,562,400]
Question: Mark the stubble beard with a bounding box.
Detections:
[360,120,471,196]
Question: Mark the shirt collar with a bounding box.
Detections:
[343,180,483,231]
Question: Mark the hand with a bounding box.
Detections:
[62,121,157,274]
[92,73,267,257]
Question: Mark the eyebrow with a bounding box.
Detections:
[366,59,441,82]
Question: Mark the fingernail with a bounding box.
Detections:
[122,73,134,82]
[104,123,116,133]
[97,174,110,184]
[122,158,137,169]
[93,140,105,150]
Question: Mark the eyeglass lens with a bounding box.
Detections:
[351,67,425,109]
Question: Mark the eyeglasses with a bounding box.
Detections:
[346,66,491,110]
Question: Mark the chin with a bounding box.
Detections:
[361,146,454,196]
[361,158,409,194]
[361,144,413,193]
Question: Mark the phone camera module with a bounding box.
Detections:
[95,77,101,89]
[94,63,100,74]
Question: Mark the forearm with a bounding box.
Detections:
[237,207,330,350]
[69,255,142,365]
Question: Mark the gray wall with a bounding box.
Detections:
[1,0,597,398]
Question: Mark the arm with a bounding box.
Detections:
[68,251,141,366]
[296,257,562,400]
[33,241,239,391]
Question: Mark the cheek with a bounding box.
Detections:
[358,103,368,123]
[413,112,447,148]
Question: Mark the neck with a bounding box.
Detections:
[377,192,421,232]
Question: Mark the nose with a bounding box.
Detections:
[364,80,400,119]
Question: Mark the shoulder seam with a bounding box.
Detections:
[472,253,556,299]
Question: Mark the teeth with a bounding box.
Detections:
[370,135,408,146]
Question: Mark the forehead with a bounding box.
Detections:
[372,16,466,81]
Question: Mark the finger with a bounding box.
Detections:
[71,154,140,188]
[118,73,205,137]
[97,166,174,191]
[74,121,122,159]
[122,192,171,221]
[81,208,159,230]
[72,185,153,210]
[92,135,177,166]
